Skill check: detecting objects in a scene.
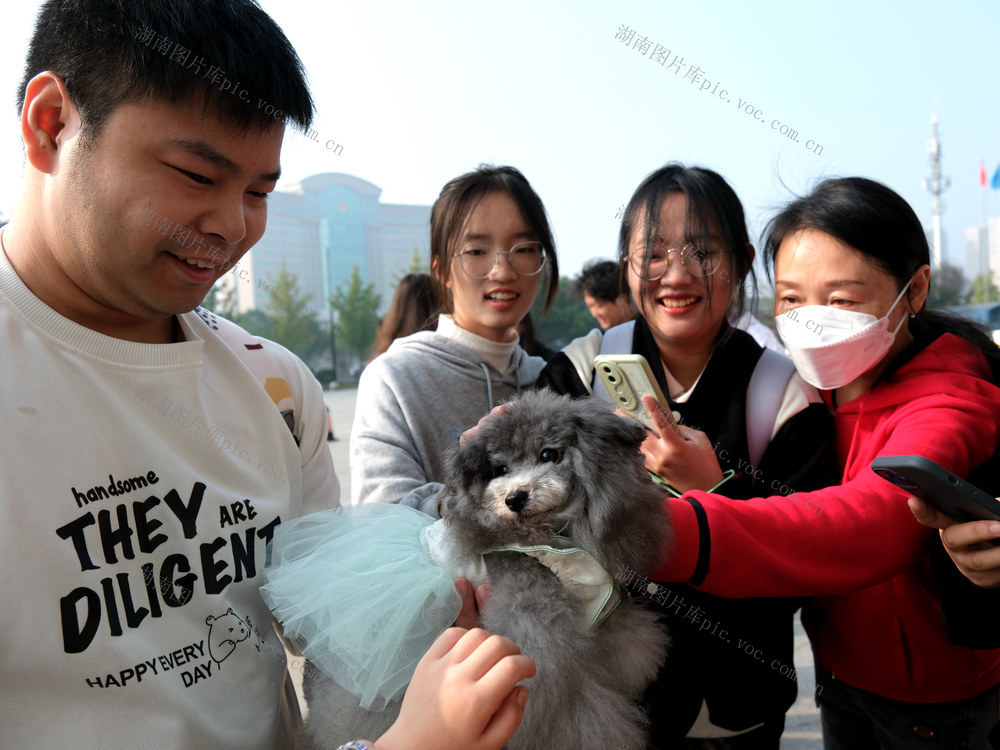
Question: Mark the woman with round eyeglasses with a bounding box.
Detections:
[626,176,1000,749]
[350,165,558,511]
[538,163,837,748]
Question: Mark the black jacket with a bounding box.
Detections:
[538,319,839,742]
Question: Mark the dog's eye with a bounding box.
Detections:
[491,465,509,478]
[539,448,561,463]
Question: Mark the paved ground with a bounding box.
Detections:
[323,386,356,503]
[781,619,824,749]
[321,387,823,748]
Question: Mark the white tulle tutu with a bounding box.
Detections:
[261,503,462,711]
[262,503,621,712]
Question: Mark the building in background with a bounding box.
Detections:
[225,173,431,316]
[965,217,1000,299]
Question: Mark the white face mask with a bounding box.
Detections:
[775,278,914,390]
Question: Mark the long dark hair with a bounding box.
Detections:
[763,176,1000,378]
[371,273,439,358]
[617,163,756,343]
[429,165,559,315]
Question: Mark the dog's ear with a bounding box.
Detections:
[562,398,670,571]
[603,411,648,450]
[572,398,648,451]
[445,437,493,492]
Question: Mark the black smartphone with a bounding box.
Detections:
[871,455,1000,523]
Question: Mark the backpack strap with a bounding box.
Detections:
[193,307,305,735]
[591,320,637,401]
[557,328,604,397]
[194,307,298,440]
[599,319,636,355]
[745,347,796,467]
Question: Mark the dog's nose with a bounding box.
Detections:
[505,490,530,513]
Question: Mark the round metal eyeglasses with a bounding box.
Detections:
[453,241,547,279]
[629,243,722,280]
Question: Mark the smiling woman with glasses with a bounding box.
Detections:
[350,164,559,512]
[537,162,837,748]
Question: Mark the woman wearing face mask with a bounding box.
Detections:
[350,165,558,513]
[538,164,838,748]
[646,176,1000,748]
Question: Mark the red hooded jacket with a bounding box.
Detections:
[655,332,1000,703]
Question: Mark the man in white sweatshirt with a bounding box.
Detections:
[0,2,339,747]
[0,4,538,748]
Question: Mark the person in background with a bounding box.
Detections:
[575,258,636,330]
[350,165,559,513]
[370,273,440,360]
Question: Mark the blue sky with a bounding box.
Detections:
[2,0,997,283]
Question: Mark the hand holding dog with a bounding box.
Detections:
[636,396,724,493]
[459,404,509,447]
[908,496,1000,588]
[375,628,536,750]
[454,577,491,628]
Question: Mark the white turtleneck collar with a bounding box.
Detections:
[436,314,520,373]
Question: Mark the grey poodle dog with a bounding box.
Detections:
[303,390,670,750]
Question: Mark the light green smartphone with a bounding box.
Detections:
[593,354,673,433]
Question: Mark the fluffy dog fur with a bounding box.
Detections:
[302,390,671,749]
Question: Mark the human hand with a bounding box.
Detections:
[635,396,723,493]
[375,627,536,750]
[454,577,492,629]
[459,404,509,447]
[908,496,1000,588]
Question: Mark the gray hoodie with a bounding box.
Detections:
[350,327,545,514]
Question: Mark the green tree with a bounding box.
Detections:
[532,276,601,350]
[330,266,381,365]
[235,307,276,339]
[200,275,239,320]
[261,265,326,364]
[966,272,1000,305]
[926,263,966,308]
[388,246,430,289]
[406,246,426,274]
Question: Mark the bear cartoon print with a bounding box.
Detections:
[206,608,251,665]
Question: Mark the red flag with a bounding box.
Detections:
[981,161,988,187]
